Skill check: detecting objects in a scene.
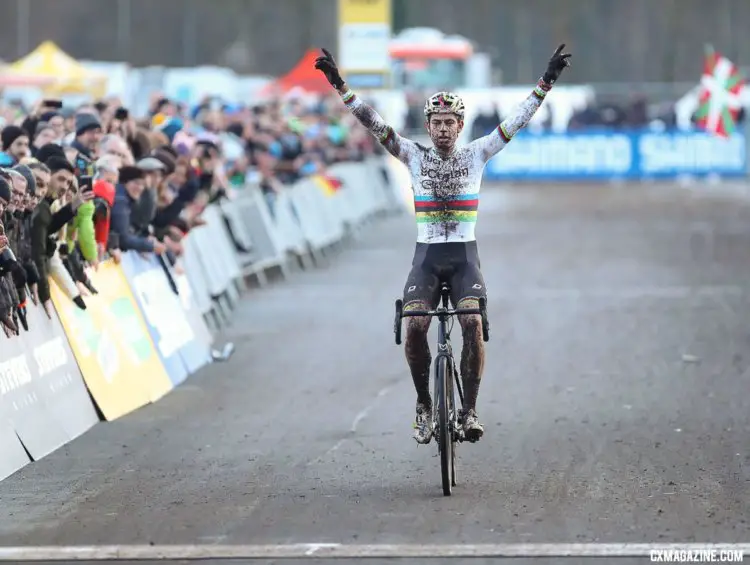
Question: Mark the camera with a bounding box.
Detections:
[78,175,94,193]
[42,99,63,110]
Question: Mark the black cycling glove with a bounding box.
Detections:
[543,43,572,85]
[314,48,346,90]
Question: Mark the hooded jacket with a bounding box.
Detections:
[92,179,117,251]
[66,200,97,262]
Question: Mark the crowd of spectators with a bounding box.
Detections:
[0,88,381,340]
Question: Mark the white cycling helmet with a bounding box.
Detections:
[424,91,465,119]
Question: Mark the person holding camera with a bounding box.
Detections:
[31,154,95,317]
[59,171,99,295]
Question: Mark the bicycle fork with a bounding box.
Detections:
[434,330,466,444]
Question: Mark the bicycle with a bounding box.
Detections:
[394,282,490,496]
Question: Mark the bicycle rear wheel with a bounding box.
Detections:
[435,355,454,496]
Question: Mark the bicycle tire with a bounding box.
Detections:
[451,359,459,487]
[436,355,453,496]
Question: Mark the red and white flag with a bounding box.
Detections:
[694,46,746,138]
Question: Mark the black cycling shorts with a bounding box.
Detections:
[402,241,487,309]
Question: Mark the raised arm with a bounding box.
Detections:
[315,48,415,164]
[473,44,572,161]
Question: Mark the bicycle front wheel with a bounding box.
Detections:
[435,355,454,496]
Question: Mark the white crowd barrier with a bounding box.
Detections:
[181,156,406,331]
[0,157,405,482]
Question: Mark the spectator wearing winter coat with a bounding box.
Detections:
[92,155,120,261]
[71,113,102,161]
[20,160,49,304]
[30,155,93,314]
[0,176,20,335]
[64,182,98,266]
[110,166,166,255]
[93,178,118,261]
[0,170,30,330]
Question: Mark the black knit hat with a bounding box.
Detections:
[119,166,144,184]
[1,126,28,150]
[36,143,66,165]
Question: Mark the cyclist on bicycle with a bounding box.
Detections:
[315,45,571,445]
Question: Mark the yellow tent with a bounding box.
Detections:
[7,41,108,98]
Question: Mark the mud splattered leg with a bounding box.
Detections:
[403,301,433,409]
[457,299,485,411]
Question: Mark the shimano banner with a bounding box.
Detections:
[0,301,98,461]
[483,129,747,181]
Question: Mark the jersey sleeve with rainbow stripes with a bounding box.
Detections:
[470,77,553,161]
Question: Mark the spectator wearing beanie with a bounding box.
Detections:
[111,166,166,255]
[0,126,31,167]
[30,156,93,312]
[71,113,103,160]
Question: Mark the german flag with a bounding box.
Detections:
[312,174,343,197]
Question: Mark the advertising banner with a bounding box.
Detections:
[50,260,173,421]
[483,129,747,181]
[172,271,213,374]
[121,252,211,384]
[0,331,67,460]
[338,0,392,89]
[23,299,99,441]
[0,300,98,461]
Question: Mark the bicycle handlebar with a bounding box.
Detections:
[400,308,482,318]
[394,297,490,344]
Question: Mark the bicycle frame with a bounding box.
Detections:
[394,285,489,495]
[433,290,464,408]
